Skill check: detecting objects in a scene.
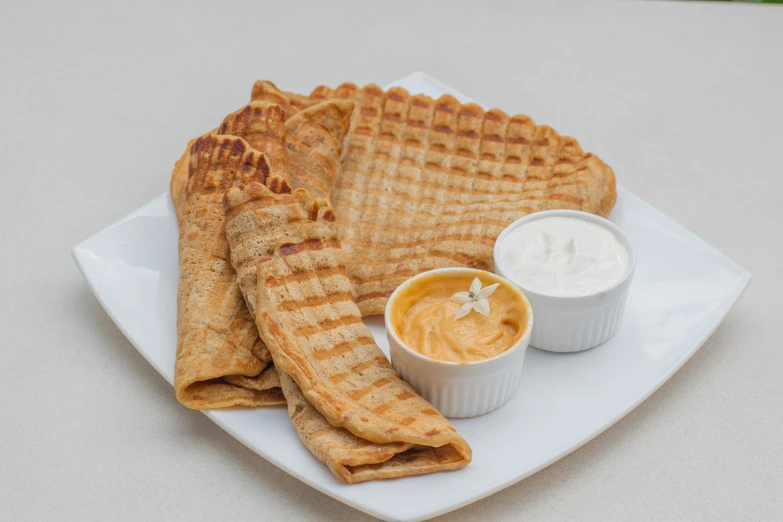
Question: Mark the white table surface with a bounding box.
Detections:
[2,1,781,520]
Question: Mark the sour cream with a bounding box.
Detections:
[498,216,629,297]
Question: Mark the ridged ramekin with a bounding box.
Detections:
[493,209,636,353]
[385,268,533,418]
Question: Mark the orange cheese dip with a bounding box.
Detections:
[391,273,527,363]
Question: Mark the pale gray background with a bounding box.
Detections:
[1,1,781,520]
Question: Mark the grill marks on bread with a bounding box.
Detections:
[226,182,471,482]
[251,81,616,315]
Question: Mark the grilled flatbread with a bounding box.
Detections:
[172,100,353,409]
[224,181,471,483]
[224,100,353,319]
[251,81,617,315]
[173,134,284,408]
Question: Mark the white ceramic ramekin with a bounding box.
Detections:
[385,268,533,418]
[493,210,636,353]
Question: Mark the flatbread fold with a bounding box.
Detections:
[251,81,617,315]
[173,133,284,408]
[224,182,471,483]
[223,100,353,319]
[171,99,353,409]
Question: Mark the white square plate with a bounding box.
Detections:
[73,73,750,522]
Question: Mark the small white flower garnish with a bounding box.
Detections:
[451,277,500,320]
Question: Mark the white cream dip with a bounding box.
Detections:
[498,216,629,297]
